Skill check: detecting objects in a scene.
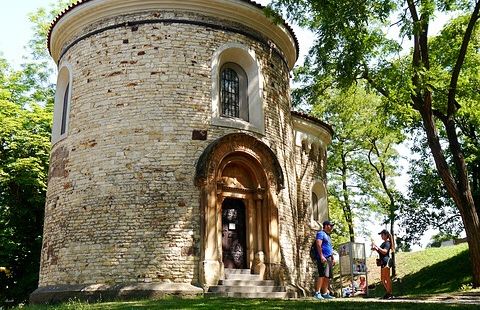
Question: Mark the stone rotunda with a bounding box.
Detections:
[31,0,333,302]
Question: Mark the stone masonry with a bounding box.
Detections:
[31,0,332,303]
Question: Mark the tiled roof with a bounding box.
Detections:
[291,110,334,136]
[47,0,299,59]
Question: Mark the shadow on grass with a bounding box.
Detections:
[58,297,478,310]
[395,248,472,296]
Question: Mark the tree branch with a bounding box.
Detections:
[361,63,391,99]
[447,0,480,118]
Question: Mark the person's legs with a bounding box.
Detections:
[314,260,326,299]
[320,257,335,299]
[315,276,322,293]
[381,267,393,297]
[384,267,392,294]
[320,277,329,294]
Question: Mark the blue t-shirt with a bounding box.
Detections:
[379,241,391,265]
[316,230,333,258]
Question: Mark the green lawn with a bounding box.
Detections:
[16,297,479,310]
[366,243,472,297]
[16,244,477,309]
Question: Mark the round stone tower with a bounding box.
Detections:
[31,0,332,302]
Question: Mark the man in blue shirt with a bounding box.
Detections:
[314,220,335,299]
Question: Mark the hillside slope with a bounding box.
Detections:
[365,243,471,296]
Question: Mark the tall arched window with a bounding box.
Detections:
[211,44,263,133]
[312,192,319,222]
[221,68,239,117]
[60,83,70,135]
[311,182,328,225]
[52,64,72,144]
[220,63,248,121]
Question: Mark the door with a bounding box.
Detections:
[221,198,247,269]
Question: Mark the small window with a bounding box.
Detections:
[221,68,240,117]
[312,192,319,221]
[311,182,328,224]
[52,65,72,144]
[220,63,248,121]
[60,83,70,135]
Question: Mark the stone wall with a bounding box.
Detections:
[39,9,302,288]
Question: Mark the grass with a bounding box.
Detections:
[365,243,472,297]
[14,244,478,309]
[16,297,480,310]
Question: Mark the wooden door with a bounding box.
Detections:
[221,198,247,269]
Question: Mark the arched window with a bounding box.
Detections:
[60,83,70,135]
[220,63,248,121]
[52,64,72,144]
[311,181,328,225]
[312,192,319,222]
[211,43,264,134]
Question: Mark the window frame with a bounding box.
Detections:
[52,64,72,145]
[311,181,328,226]
[211,43,264,135]
[220,62,248,121]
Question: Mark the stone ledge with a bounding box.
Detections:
[30,283,204,304]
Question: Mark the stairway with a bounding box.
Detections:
[207,268,288,299]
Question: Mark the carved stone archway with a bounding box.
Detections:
[195,133,284,287]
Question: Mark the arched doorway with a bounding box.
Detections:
[195,133,284,287]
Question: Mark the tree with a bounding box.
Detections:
[271,0,480,287]
[293,78,403,245]
[0,58,52,305]
[428,232,460,247]
[397,129,464,248]
[0,1,74,304]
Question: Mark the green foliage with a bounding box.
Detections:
[295,76,404,242]
[0,57,53,305]
[427,232,460,248]
[271,1,480,270]
[397,130,463,248]
[272,0,401,87]
[0,0,74,305]
[27,0,77,62]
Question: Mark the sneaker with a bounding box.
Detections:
[381,293,393,300]
[321,293,335,299]
[314,292,324,300]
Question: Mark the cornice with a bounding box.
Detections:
[292,113,333,145]
[48,0,298,69]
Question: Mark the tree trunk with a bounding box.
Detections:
[390,217,396,277]
[419,107,480,287]
[341,151,355,242]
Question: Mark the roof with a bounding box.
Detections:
[47,0,299,65]
[291,110,334,137]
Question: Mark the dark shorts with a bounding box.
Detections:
[316,256,333,278]
[380,256,391,268]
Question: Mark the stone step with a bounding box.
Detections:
[218,279,275,286]
[209,285,286,293]
[224,273,262,281]
[224,268,252,275]
[206,291,288,299]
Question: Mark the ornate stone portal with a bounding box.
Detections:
[195,133,283,287]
